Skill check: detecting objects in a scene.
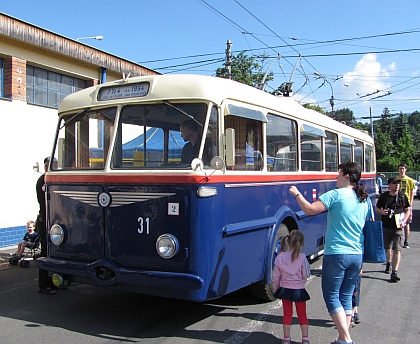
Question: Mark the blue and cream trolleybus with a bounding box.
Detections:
[36,74,376,301]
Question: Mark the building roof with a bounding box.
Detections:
[0,12,159,77]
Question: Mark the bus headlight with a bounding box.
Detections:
[156,234,179,259]
[50,224,65,245]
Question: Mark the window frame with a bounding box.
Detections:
[266,113,298,172]
[324,130,338,172]
[0,58,4,98]
[26,65,86,108]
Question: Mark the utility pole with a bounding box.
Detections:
[370,107,374,140]
[225,40,232,79]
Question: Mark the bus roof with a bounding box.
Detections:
[59,74,373,144]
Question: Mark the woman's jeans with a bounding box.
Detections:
[322,254,362,316]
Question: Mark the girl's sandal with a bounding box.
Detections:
[302,339,311,344]
[282,338,291,344]
[38,287,57,295]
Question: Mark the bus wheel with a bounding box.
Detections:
[249,223,290,301]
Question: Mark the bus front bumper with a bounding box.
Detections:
[36,257,204,291]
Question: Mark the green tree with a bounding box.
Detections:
[376,156,400,172]
[394,126,416,170]
[375,130,392,161]
[215,52,273,87]
[303,103,325,114]
[327,108,355,126]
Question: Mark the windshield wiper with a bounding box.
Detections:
[162,100,203,127]
[59,109,89,130]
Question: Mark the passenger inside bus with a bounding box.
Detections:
[180,120,216,165]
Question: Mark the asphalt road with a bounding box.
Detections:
[1,200,419,344]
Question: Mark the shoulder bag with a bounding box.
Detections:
[363,198,387,263]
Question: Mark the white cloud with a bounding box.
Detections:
[343,54,393,95]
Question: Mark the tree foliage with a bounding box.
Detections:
[215,52,273,87]
[303,103,325,114]
[348,107,420,171]
[327,108,355,126]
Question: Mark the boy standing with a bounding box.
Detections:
[375,176,410,282]
[397,164,415,248]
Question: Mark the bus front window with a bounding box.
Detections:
[111,103,216,169]
[52,107,117,170]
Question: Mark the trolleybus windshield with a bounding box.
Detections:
[52,102,218,170]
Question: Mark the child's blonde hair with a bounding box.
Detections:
[26,220,35,229]
[280,229,305,262]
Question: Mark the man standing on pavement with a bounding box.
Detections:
[376,173,386,194]
[397,163,415,248]
[375,176,410,282]
[36,157,56,294]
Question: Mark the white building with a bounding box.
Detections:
[0,13,158,247]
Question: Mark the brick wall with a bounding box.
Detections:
[86,79,98,88]
[3,57,26,101]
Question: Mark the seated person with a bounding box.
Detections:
[180,120,216,165]
[15,220,38,257]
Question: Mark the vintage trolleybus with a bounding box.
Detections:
[37,74,376,301]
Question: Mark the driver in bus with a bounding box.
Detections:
[180,120,216,165]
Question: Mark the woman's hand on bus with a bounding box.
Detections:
[290,186,326,216]
[289,186,301,198]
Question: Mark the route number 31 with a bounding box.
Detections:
[138,217,150,234]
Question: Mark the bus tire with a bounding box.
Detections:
[249,223,290,301]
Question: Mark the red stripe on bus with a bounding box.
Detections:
[45,173,376,184]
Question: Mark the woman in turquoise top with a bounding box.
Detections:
[289,162,369,344]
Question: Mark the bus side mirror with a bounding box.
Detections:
[33,162,39,173]
[225,128,235,167]
[210,156,225,170]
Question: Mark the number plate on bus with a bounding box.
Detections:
[98,82,150,101]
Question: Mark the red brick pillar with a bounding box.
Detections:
[3,57,26,101]
[86,79,98,88]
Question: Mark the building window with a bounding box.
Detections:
[0,58,4,98]
[26,65,85,108]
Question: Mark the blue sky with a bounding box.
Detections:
[2,1,419,121]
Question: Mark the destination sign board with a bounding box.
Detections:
[98,82,149,101]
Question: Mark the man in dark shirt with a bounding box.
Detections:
[36,157,56,294]
[375,176,410,282]
[180,120,216,165]
[180,120,200,164]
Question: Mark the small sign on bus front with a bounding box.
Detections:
[98,82,149,101]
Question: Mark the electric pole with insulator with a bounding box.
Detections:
[225,40,232,79]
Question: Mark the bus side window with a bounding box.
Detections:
[224,115,263,171]
[354,140,364,171]
[325,131,338,172]
[340,142,353,164]
[300,126,325,171]
[365,144,374,172]
[266,114,297,172]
